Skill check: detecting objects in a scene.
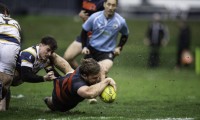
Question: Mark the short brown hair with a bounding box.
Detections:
[41,36,58,51]
[79,58,100,76]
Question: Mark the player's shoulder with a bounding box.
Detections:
[88,11,104,21]
[114,13,127,25]
[0,15,21,29]
[9,18,21,29]
[21,46,37,58]
[115,13,126,21]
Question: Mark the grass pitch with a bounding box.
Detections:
[0,15,200,120]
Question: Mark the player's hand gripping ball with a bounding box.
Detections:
[100,85,116,103]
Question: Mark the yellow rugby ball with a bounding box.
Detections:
[100,85,116,103]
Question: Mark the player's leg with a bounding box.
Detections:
[85,46,114,77]
[3,70,23,111]
[0,97,6,111]
[0,73,12,111]
[44,96,55,111]
[0,42,20,111]
[6,89,10,110]
[84,47,114,104]
[0,88,10,111]
[63,40,82,69]
[0,73,13,99]
[98,59,113,79]
[44,79,58,111]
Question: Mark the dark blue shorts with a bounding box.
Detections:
[84,45,115,61]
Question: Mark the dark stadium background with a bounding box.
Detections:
[1,0,200,20]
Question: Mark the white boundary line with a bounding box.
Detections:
[36,117,194,120]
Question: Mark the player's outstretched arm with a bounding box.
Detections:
[51,53,74,74]
[77,78,115,99]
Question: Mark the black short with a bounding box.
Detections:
[84,45,115,61]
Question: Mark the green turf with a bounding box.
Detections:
[0,15,200,120]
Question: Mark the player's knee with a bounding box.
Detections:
[100,68,109,79]
[63,55,71,61]
[101,64,112,74]
[102,68,109,75]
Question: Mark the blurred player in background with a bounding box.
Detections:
[0,3,22,111]
[44,58,116,112]
[175,18,192,69]
[81,0,129,79]
[144,13,169,68]
[0,36,73,111]
[63,0,104,69]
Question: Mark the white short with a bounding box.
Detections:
[0,41,20,75]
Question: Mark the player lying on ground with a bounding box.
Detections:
[44,58,117,112]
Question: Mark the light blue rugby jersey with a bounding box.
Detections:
[82,11,129,52]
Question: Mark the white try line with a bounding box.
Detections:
[36,117,194,120]
[144,118,194,120]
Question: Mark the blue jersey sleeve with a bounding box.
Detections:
[82,13,95,31]
[120,20,129,36]
[20,51,35,68]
